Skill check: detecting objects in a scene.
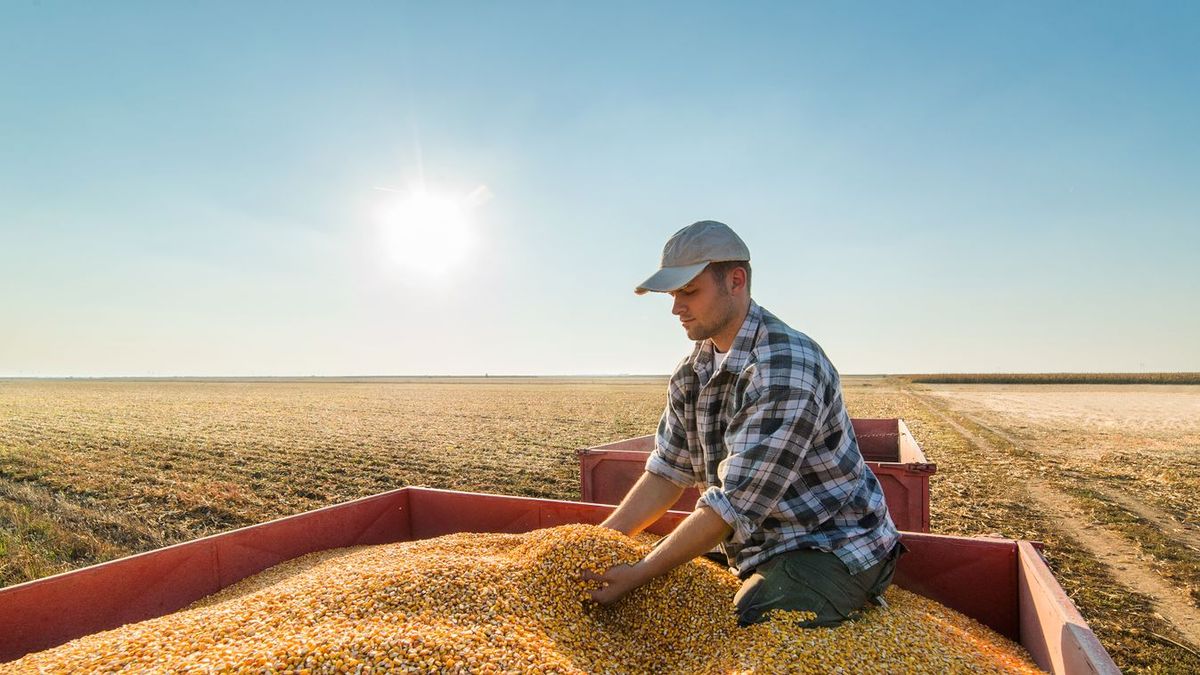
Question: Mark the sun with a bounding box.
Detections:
[376,186,478,277]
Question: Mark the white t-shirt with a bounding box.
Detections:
[714,347,730,371]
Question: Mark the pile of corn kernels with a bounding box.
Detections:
[3,525,1042,673]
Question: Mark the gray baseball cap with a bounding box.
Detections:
[635,220,751,295]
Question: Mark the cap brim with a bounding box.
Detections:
[634,262,709,295]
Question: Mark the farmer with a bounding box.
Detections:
[584,220,904,627]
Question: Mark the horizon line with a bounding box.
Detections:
[2,371,1198,381]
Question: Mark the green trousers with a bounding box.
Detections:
[732,543,904,627]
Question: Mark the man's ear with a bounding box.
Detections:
[731,267,748,295]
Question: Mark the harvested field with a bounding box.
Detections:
[2,376,1199,672]
[852,379,1200,673]
[0,378,666,586]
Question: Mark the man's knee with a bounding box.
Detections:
[732,547,900,628]
[735,581,851,627]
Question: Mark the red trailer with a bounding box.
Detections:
[0,487,1116,674]
[579,418,936,532]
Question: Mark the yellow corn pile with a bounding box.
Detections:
[3,525,1042,673]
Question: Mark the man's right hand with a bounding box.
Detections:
[582,563,650,605]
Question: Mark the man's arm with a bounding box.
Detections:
[587,357,701,603]
[587,505,732,605]
[599,471,686,536]
[697,382,824,547]
[586,370,827,605]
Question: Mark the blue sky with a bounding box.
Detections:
[2,2,1197,376]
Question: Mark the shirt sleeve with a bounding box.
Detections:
[644,369,696,489]
[697,380,826,545]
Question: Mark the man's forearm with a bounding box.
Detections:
[600,471,686,536]
[634,506,732,581]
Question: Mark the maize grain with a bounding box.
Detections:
[2,525,1043,673]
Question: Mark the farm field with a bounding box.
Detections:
[1,376,1199,672]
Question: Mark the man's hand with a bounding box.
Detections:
[582,563,647,605]
[583,507,734,606]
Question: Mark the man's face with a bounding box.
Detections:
[669,267,740,342]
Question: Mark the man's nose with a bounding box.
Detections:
[672,295,685,316]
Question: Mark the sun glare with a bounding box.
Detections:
[376,187,479,277]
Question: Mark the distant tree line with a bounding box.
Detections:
[901,373,1200,385]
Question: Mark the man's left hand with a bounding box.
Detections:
[581,507,733,607]
[582,563,647,605]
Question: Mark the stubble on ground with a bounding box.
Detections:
[3,376,1200,671]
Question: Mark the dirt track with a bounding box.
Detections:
[912,391,1200,648]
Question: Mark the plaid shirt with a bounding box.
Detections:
[646,301,899,576]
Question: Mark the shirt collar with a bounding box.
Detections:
[692,301,763,377]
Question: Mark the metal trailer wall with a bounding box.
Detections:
[0,487,1117,673]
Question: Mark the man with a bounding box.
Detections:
[584,220,903,628]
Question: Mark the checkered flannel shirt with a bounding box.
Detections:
[645,301,899,576]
